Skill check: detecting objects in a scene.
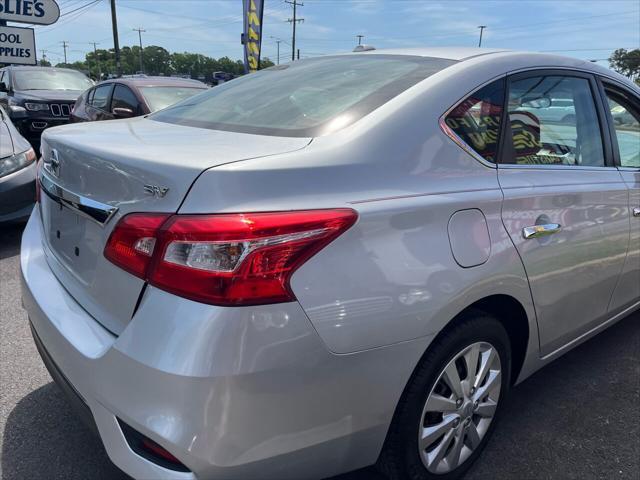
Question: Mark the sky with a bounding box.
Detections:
[16,0,640,67]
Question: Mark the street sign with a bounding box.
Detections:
[0,25,36,65]
[0,0,60,26]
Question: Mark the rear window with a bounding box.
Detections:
[150,55,456,137]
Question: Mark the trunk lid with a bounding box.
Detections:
[39,117,311,334]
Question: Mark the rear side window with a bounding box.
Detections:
[444,79,505,163]
[111,85,140,113]
[91,84,112,110]
[504,75,605,167]
[151,55,457,137]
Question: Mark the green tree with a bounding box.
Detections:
[260,57,275,69]
[609,48,640,81]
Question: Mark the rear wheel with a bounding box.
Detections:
[378,312,511,480]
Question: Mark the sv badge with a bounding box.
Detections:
[144,184,169,198]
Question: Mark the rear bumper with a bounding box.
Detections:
[0,161,35,223]
[20,211,430,479]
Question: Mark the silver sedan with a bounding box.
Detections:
[21,47,640,480]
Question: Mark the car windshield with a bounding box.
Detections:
[139,86,207,112]
[150,55,457,137]
[13,69,93,91]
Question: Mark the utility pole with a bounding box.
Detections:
[110,0,121,77]
[285,0,304,61]
[477,25,487,47]
[40,50,48,66]
[60,41,69,64]
[133,27,145,73]
[89,42,101,80]
[356,34,364,45]
[60,41,69,65]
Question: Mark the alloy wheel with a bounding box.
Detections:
[418,342,502,474]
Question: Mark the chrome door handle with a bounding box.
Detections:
[633,207,640,217]
[523,223,562,239]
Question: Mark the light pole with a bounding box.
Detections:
[270,36,282,65]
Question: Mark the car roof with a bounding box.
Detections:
[348,47,636,89]
[352,47,509,61]
[101,76,208,88]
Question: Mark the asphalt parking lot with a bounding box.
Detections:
[1,221,639,480]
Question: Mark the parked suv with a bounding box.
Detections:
[21,48,640,480]
[71,76,208,123]
[0,66,93,149]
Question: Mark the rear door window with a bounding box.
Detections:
[444,79,505,163]
[91,84,112,111]
[503,75,605,167]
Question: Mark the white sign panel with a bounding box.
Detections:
[0,0,60,26]
[0,26,36,65]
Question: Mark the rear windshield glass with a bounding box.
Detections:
[140,86,207,112]
[150,55,456,137]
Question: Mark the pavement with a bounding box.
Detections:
[1,220,639,480]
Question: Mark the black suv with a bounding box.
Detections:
[0,66,93,150]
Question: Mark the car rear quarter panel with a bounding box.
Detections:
[180,61,539,356]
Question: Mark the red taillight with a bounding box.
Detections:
[104,209,357,306]
[141,438,182,464]
[104,213,171,278]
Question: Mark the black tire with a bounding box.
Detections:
[377,311,512,480]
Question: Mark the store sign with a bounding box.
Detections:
[241,0,264,73]
[0,0,60,26]
[0,25,36,65]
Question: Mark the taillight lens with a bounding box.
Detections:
[104,213,171,278]
[104,209,357,306]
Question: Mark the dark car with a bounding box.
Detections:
[0,66,94,150]
[0,105,36,223]
[71,76,208,123]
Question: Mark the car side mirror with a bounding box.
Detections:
[112,107,135,118]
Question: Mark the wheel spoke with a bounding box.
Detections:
[475,399,497,418]
[473,347,496,390]
[443,362,464,399]
[420,415,457,450]
[463,343,480,382]
[473,370,501,402]
[445,432,465,470]
[425,393,458,413]
[427,429,454,470]
[465,422,482,450]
